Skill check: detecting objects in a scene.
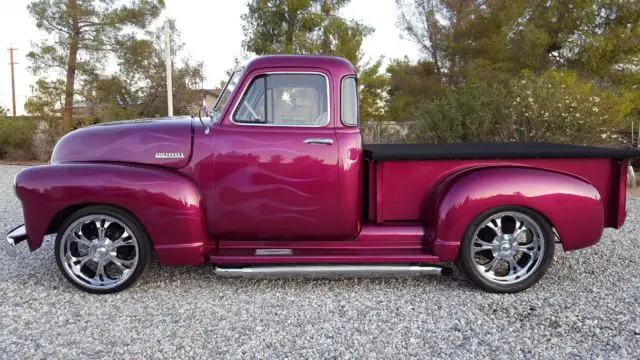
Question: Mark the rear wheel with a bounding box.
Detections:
[457,207,555,293]
[54,206,151,294]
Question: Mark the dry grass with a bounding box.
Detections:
[0,160,46,166]
[628,187,640,197]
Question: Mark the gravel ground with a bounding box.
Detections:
[1,164,639,359]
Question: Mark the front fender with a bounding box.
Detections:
[432,167,603,261]
[14,163,209,266]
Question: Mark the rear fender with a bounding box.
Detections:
[432,167,603,261]
[14,163,210,266]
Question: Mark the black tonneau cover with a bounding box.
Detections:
[363,142,640,161]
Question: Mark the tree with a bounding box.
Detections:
[242,0,324,54]
[391,0,639,142]
[24,79,67,159]
[241,0,389,122]
[396,0,640,85]
[119,20,205,118]
[27,0,165,130]
[385,57,444,122]
[0,106,9,117]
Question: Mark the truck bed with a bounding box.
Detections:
[363,142,640,161]
[364,143,635,228]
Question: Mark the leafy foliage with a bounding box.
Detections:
[408,71,628,145]
[507,71,626,144]
[392,0,640,144]
[111,20,205,118]
[23,79,67,160]
[27,0,165,130]
[241,0,389,122]
[0,118,37,160]
[385,58,444,122]
[408,82,511,143]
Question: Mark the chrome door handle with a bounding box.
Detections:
[303,138,333,145]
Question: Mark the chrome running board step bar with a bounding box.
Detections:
[214,264,453,277]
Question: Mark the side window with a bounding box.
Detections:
[233,73,328,126]
[341,76,358,126]
[234,76,266,123]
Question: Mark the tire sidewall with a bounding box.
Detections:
[54,205,151,294]
[457,206,555,293]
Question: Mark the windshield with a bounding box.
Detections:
[211,68,243,122]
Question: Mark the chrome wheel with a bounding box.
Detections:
[470,211,545,284]
[59,215,139,290]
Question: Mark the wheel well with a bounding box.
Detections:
[46,204,89,235]
[520,206,561,243]
[46,203,141,235]
[46,203,156,254]
[472,205,560,244]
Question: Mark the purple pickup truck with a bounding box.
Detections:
[6,55,640,294]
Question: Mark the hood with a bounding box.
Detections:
[51,117,193,169]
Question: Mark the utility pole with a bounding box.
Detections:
[8,47,18,117]
[164,20,173,117]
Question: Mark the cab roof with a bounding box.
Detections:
[243,55,357,78]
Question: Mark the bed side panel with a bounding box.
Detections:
[377,158,616,223]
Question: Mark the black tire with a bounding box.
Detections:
[54,205,151,294]
[456,206,555,293]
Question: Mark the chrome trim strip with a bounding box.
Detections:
[303,138,334,145]
[229,71,332,128]
[214,265,452,277]
[255,248,293,256]
[212,66,245,113]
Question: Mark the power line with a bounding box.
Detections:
[8,47,18,117]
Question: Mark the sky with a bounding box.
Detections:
[0,0,419,115]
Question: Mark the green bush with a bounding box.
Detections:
[408,82,511,143]
[407,71,629,145]
[0,117,38,160]
[507,71,626,145]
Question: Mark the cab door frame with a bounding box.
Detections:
[208,67,340,240]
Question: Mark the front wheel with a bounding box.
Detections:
[456,207,555,293]
[54,206,151,294]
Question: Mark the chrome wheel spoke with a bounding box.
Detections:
[94,261,107,283]
[72,231,92,247]
[512,220,527,242]
[483,257,500,273]
[110,231,132,248]
[472,236,494,253]
[507,258,523,276]
[517,245,536,256]
[68,253,92,269]
[473,243,493,253]
[95,219,113,241]
[110,256,135,270]
[486,218,503,236]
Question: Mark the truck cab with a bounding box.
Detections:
[8,55,640,294]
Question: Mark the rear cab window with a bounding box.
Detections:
[341,76,358,126]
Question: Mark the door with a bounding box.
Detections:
[209,71,339,240]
